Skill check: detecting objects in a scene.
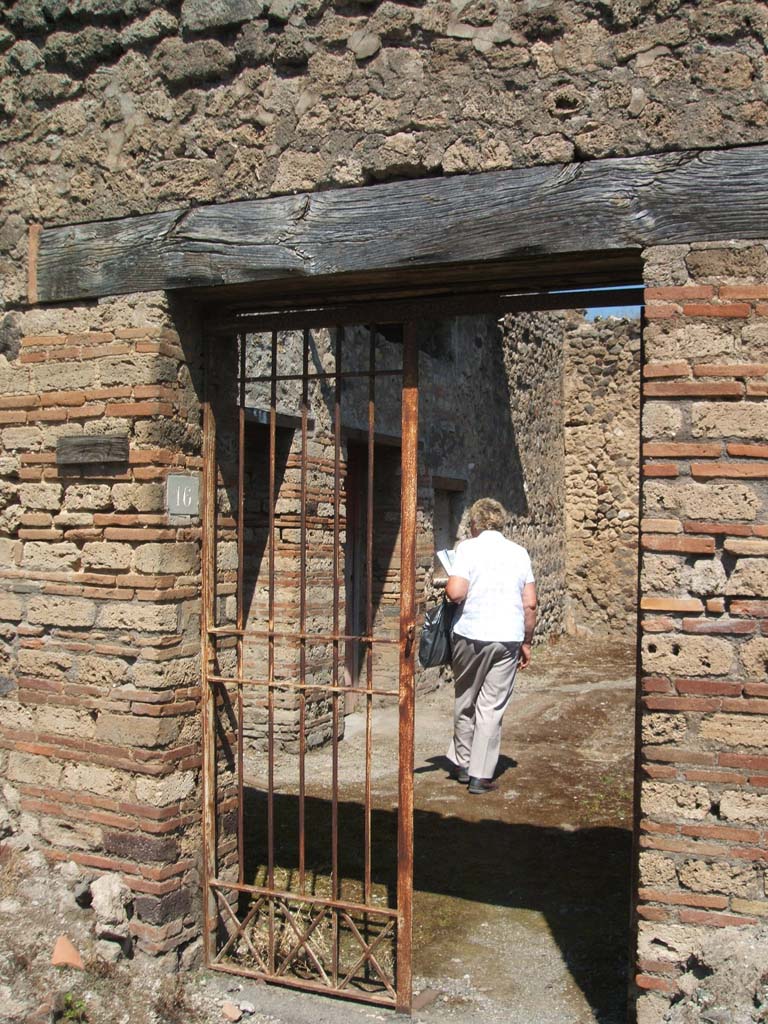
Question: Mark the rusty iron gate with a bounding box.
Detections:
[200,318,418,1011]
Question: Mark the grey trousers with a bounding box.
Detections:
[446,634,521,780]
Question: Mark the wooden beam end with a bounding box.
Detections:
[27,223,42,306]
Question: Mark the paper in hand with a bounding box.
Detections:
[436,549,455,575]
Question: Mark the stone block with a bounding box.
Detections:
[699,713,768,748]
[96,712,181,749]
[81,542,133,571]
[644,320,740,362]
[103,830,179,864]
[133,886,191,925]
[217,541,238,572]
[153,37,236,86]
[120,9,178,46]
[636,994,672,1024]
[22,541,80,571]
[0,357,30,395]
[0,592,23,622]
[642,635,734,676]
[31,362,99,393]
[741,322,768,359]
[39,816,102,851]
[692,402,768,440]
[719,790,768,824]
[1,426,44,452]
[135,771,196,805]
[64,484,112,511]
[686,244,768,282]
[643,713,687,745]
[132,655,199,690]
[644,480,760,522]
[17,647,73,678]
[111,483,164,512]
[641,554,685,592]
[76,654,131,687]
[60,763,124,796]
[91,873,132,941]
[639,850,678,887]
[0,482,18,514]
[641,781,712,821]
[181,0,264,31]
[98,354,177,387]
[133,542,199,575]
[726,560,768,598]
[679,858,758,898]
[686,558,727,596]
[96,603,179,633]
[7,752,62,787]
[36,705,92,739]
[0,505,22,534]
[18,483,62,511]
[741,638,768,678]
[28,595,97,628]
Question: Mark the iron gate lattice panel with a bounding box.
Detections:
[200,322,418,1011]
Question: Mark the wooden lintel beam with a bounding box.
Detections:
[32,144,768,304]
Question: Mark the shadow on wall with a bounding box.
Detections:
[418,316,529,522]
[241,787,631,1022]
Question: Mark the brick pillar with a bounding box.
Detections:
[636,242,768,1021]
[0,294,204,959]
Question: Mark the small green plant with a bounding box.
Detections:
[61,992,88,1023]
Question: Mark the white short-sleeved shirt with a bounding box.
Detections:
[450,530,535,643]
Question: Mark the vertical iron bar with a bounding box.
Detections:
[237,334,246,885]
[299,329,309,894]
[201,336,218,966]
[331,326,342,986]
[364,326,375,905]
[396,322,418,1015]
[268,329,278,973]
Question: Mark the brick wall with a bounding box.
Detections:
[0,295,205,958]
[636,240,768,1022]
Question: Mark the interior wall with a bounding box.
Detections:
[500,311,567,639]
[564,313,642,635]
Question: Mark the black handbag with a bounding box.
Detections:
[418,596,457,668]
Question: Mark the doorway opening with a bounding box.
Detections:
[199,294,642,1021]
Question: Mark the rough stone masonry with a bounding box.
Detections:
[1,0,768,1020]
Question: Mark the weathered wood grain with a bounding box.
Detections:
[56,434,129,465]
[34,145,768,303]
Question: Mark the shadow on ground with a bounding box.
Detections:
[241,786,631,1022]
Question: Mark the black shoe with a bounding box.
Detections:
[468,776,497,794]
[449,767,470,784]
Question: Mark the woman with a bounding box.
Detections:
[445,498,537,795]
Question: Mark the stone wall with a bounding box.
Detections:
[564,312,641,635]
[636,239,768,1023]
[501,311,566,639]
[0,294,206,958]
[500,308,641,639]
[2,0,768,1006]
[3,1,768,308]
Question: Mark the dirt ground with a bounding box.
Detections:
[0,634,637,1024]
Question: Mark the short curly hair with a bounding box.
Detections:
[468,497,508,534]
